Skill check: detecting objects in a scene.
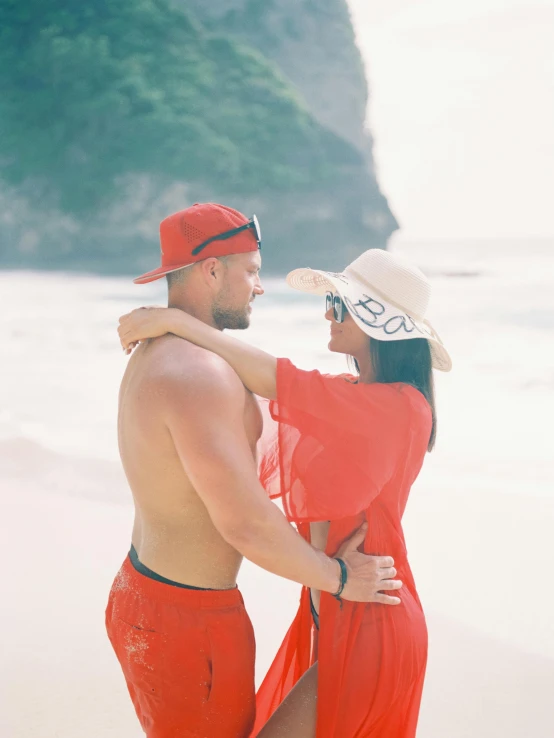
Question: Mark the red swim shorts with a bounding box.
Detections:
[106,554,256,738]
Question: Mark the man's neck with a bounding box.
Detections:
[167,297,220,330]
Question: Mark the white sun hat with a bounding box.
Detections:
[286,248,452,372]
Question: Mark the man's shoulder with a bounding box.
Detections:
[145,336,242,399]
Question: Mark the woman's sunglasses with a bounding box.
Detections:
[325,291,346,323]
[191,215,261,256]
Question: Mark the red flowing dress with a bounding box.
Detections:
[252,359,431,738]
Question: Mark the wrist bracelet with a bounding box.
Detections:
[332,557,348,603]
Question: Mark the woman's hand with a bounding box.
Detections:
[118,307,178,354]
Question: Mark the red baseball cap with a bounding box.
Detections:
[134,203,261,284]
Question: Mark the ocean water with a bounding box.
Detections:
[2,238,553,496]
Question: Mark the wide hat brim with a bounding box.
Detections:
[286,267,452,372]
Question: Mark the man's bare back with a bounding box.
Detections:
[118,334,263,589]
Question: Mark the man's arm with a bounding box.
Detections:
[157,351,401,604]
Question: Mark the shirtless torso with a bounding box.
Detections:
[118,334,263,588]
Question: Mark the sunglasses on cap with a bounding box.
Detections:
[191,215,261,256]
[326,291,346,323]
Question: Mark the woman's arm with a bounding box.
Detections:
[118,307,277,399]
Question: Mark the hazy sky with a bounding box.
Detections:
[347,0,554,241]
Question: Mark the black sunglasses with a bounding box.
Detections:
[325,291,346,323]
[191,215,261,256]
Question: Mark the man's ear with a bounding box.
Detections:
[199,257,226,290]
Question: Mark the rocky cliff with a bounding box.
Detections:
[0,0,397,274]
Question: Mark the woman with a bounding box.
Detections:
[118,247,451,738]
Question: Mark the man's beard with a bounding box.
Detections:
[212,302,251,330]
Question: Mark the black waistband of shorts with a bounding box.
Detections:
[120,553,243,608]
[129,544,215,591]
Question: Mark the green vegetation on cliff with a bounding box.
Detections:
[0,0,359,215]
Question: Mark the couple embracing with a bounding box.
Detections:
[106,202,451,738]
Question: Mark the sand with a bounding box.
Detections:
[1,438,552,738]
[2,241,553,736]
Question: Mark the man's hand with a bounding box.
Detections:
[335,525,402,605]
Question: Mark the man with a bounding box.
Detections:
[106,203,402,738]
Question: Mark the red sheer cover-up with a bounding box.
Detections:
[252,359,432,738]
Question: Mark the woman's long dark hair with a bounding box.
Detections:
[352,338,436,451]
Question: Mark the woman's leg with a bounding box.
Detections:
[255,663,318,738]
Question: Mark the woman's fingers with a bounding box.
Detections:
[380,567,397,579]
[122,340,139,355]
[118,311,142,352]
[118,316,131,348]
[118,322,137,350]
[118,306,170,353]
[118,327,130,349]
